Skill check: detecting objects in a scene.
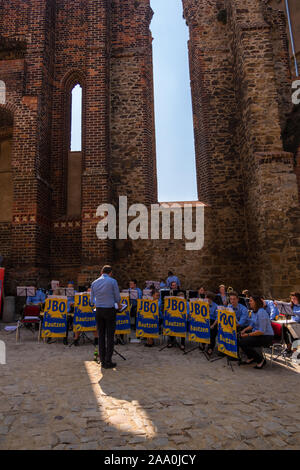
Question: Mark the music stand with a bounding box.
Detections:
[69,330,94,347]
[210,353,236,371]
[184,343,210,361]
[113,347,126,361]
[159,338,184,352]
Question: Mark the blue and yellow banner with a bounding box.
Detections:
[217,307,238,358]
[41,297,68,338]
[163,296,187,338]
[115,294,131,335]
[189,300,210,344]
[73,293,96,332]
[136,299,159,339]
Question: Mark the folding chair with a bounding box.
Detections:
[16,305,42,343]
[267,322,288,367]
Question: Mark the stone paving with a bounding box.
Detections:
[0,326,300,450]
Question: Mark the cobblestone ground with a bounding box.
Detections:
[0,326,300,450]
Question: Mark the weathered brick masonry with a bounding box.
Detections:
[0,0,299,298]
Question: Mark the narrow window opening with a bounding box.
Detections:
[67,84,82,216]
[71,84,82,152]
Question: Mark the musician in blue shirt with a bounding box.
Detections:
[167,291,188,351]
[261,297,279,321]
[228,292,250,329]
[205,293,219,356]
[166,271,181,288]
[215,284,228,306]
[128,280,142,331]
[279,292,300,356]
[145,289,162,347]
[290,293,300,323]
[26,288,46,306]
[66,282,76,313]
[239,296,274,369]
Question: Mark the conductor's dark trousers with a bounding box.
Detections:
[96,307,116,364]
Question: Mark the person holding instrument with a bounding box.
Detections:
[205,292,219,356]
[239,295,274,369]
[275,292,300,356]
[73,286,98,347]
[215,284,228,306]
[228,291,250,330]
[90,265,122,369]
[167,291,188,351]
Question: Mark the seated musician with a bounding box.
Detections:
[66,281,76,314]
[290,292,300,323]
[145,289,162,348]
[261,296,279,321]
[26,283,46,308]
[128,279,143,331]
[205,292,219,356]
[239,295,274,369]
[198,286,206,299]
[73,286,99,347]
[64,282,76,346]
[228,291,250,330]
[276,292,300,356]
[169,281,179,293]
[215,284,228,306]
[166,271,181,289]
[240,290,250,309]
[167,291,189,351]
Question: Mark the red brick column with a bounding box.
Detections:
[80,0,112,277]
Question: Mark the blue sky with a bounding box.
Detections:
[71,0,197,202]
[150,0,197,202]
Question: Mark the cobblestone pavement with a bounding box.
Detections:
[0,327,299,450]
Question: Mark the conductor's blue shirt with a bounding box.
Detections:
[90,274,121,308]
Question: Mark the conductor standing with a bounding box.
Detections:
[90,265,122,369]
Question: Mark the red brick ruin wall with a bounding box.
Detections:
[0,0,299,298]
